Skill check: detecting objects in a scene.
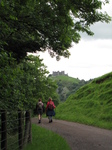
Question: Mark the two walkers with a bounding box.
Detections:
[36,97,56,123]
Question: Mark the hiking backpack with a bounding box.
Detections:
[38,102,43,109]
[48,101,54,110]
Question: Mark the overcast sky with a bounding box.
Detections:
[37,1,112,81]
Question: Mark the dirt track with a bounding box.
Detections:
[32,118,112,150]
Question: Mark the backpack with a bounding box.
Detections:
[48,101,54,110]
[38,102,43,110]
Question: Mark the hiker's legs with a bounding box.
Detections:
[38,114,40,122]
[48,116,50,121]
[48,116,50,122]
[49,116,52,123]
[38,114,41,120]
[40,114,42,122]
[38,114,41,123]
[38,110,43,123]
[50,116,52,121]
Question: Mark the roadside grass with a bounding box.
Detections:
[55,72,112,130]
[23,124,71,150]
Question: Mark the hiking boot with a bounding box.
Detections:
[49,119,52,123]
[38,120,41,123]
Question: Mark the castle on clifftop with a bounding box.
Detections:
[52,71,68,76]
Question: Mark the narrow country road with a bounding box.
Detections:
[32,118,112,150]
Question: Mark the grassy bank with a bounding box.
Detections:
[23,124,71,150]
[55,72,112,130]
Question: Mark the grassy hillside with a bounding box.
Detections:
[55,72,112,130]
[50,75,89,101]
[51,75,80,83]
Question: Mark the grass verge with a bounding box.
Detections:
[23,124,71,150]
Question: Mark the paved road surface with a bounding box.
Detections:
[32,118,112,150]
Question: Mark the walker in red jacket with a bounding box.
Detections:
[46,97,56,123]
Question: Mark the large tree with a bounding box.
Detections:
[0,0,111,60]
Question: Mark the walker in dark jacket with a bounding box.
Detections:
[37,99,44,123]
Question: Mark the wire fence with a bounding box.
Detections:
[0,110,32,150]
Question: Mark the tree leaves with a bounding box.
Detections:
[0,0,111,60]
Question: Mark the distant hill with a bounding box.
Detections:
[49,75,91,101]
[55,72,112,129]
[51,75,80,83]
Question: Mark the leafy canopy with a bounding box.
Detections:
[0,0,111,60]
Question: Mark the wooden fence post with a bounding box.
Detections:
[1,110,7,150]
[24,111,32,145]
[18,110,23,150]
[28,111,32,143]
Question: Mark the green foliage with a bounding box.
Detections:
[0,51,59,110]
[0,50,22,109]
[23,124,71,150]
[55,72,112,130]
[0,0,111,60]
